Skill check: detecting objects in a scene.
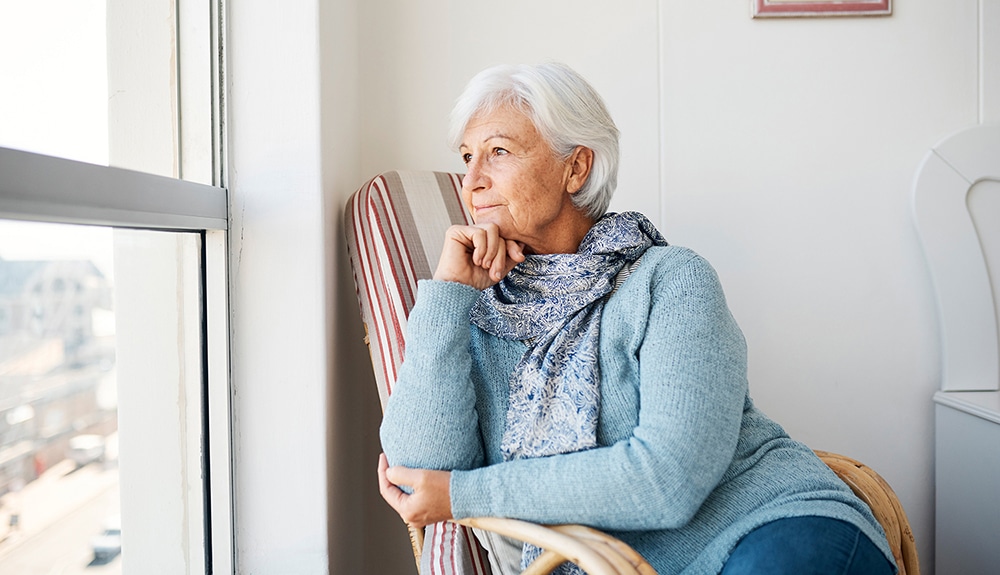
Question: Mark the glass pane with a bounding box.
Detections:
[0,0,215,185]
[0,221,117,573]
[0,1,108,166]
[0,220,206,574]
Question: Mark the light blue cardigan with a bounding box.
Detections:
[381,246,896,574]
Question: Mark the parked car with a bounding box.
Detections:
[68,434,105,467]
[91,516,121,561]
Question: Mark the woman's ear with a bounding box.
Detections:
[565,146,594,194]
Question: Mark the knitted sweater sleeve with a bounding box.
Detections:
[450,253,749,531]
[379,279,486,471]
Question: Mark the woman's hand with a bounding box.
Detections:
[378,453,454,529]
[433,223,525,290]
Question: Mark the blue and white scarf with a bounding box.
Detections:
[470,211,667,574]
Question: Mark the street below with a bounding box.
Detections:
[0,437,120,575]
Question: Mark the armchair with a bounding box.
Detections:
[345,170,918,575]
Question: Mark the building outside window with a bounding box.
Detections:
[0,222,121,573]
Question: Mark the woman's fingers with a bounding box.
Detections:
[470,225,496,269]
[377,453,406,513]
[434,224,520,288]
[487,239,526,281]
[384,462,420,488]
[507,240,526,262]
[472,224,502,271]
[499,240,525,277]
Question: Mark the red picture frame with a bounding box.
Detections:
[753,0,892,18]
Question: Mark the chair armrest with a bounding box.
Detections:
[815,450,919,575]
[550,525,658,575]
[452,517,657,575]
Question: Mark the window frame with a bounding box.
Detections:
[0,147,233,574]
[0,148,226,230]
[0,0,232,570]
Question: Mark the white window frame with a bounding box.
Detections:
[0,147,232,573]
[0,0,232,570]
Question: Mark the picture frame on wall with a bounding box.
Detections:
[752,0,892,18]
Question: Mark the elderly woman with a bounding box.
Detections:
[377,62,896,575]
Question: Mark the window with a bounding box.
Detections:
[0,0,230,573]
[0,0,109,166]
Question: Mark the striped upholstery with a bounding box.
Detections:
[345,171,491,574]
[346,170,468,407]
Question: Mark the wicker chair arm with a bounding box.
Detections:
[453,517,657,575]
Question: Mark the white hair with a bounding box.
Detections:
[448,63,620,219]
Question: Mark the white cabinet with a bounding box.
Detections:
[934,391,1000,574]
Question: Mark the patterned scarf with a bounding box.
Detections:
[470,211,667,574]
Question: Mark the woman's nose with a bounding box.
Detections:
[462,156,489,193]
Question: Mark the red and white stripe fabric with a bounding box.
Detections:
[420,520,493,575]
[346,171,491,575]
[346,170,467,406]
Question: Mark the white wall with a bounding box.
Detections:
[227,0,414,572]
[660,3,978,572]
[358,0,662,220]
[319,0,421,572]
[227,0,330,571]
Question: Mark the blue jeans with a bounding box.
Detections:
[721,516,896,575]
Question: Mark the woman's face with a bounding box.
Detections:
[459,106,592,254]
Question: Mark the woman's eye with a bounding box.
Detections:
[461,153,472,164]
[493,147,508,156]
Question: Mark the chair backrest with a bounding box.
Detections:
[912,124,1000,391]
[345,170,468,408]
[346,170,494,573]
